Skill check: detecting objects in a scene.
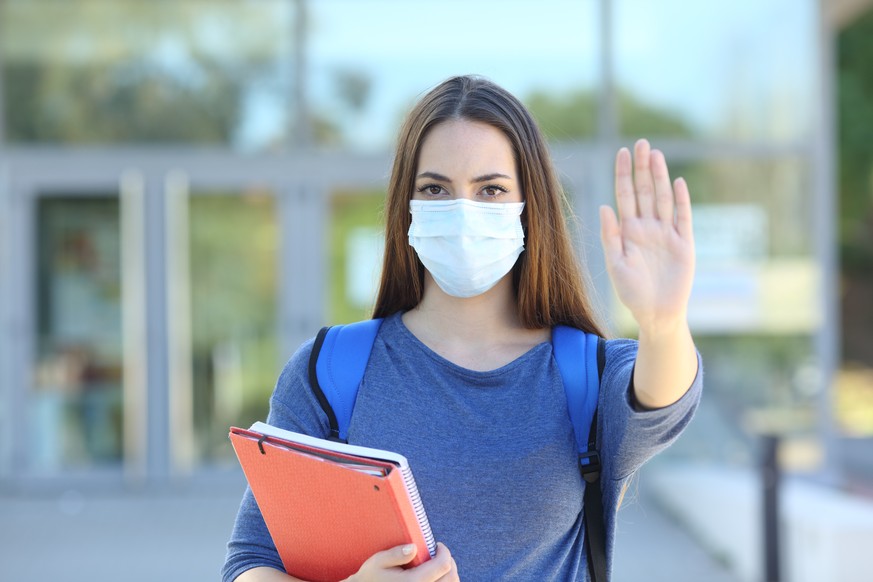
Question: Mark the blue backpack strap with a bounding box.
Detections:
[553,325,608,582]
[307,318,384,442]
[552,325,602,477]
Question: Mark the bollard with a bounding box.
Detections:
[762,434,781,582]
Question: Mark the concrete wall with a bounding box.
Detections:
[649,464,873,582]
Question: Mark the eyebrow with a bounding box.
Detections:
[415,171,513,183]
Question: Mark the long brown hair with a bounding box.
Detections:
[372,75,605,336]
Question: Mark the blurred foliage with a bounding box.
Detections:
[525,87,693,141]
[188,193,279,460]
[328,191,386,324]
[0,0,290,145]
[670,158,810,257]
[838,11,873,368]
[616,90,694,138]
[5,62,243,143]
[526,89,599,140]
[189,193,278,349]
[838,10,873,273]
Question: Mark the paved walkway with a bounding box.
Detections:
[0,475,736,581]
[612,486,737,582]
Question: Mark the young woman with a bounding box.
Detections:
[222,75,701,582]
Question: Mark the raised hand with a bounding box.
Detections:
[599,139,698,409]
[599,139,695,334]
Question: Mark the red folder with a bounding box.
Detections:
[229,423,434,582]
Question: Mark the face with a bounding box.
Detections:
[413,119,522,204]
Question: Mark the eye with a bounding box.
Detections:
[481,185,508,198]
[416,184,448,197]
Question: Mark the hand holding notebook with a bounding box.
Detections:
[229,422,436,582]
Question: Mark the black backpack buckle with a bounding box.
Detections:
[579,450,601,483]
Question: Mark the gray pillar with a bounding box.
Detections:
[144,172,172,484]
[592,0,620,331]
[597,0,618,143]
[0,163,10,478]
[813,0,842,485]
[120,171,150,485]
[292,0,311,149]
[281,181,328,355]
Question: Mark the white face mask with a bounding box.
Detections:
[408,199,526,298]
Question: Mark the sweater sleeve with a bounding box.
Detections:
[597,338,703,482]
[221,338,331,582]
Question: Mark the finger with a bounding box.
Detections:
[410,542,454,581]
[651,149,674,223]
[370,543,418,569]
[633,139,656,218]
[434,557,460,582]
[614,147,636,221]
[599,205,624,263]
[674,177,694,240]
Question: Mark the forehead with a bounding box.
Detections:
[416,119,516,177]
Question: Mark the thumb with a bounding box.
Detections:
[370,544,418,569]
[599,205,623,263]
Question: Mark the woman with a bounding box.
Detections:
[223,75,701,582]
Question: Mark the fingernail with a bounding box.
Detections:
[402,544,415,555]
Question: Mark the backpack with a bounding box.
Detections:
[307,318,609,582]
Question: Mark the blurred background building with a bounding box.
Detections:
[0,1,871,580]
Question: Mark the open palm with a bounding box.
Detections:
[600,139,695,333]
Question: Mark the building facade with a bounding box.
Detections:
[0,0,848,489]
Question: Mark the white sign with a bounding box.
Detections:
[345,227,385,308]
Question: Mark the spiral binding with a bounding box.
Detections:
[400,465,436,557]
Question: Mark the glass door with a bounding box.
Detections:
[14,169,148,478]
[165,173,281,471]
[32,195,124,469]
[1,151,383,483]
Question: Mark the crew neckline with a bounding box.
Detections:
[385,311,552,379]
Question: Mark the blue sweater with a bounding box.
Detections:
[222,312,702,581]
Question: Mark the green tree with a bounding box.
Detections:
[1,0,290,145]
[525,87,694,141]
[4,62,244,143]
[838,10,873,271]
[838,10,873,367]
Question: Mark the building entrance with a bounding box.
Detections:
[0,150,362,486]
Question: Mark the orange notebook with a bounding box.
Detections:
[229,422,435,582]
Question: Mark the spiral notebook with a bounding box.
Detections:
[229,422,435,582]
